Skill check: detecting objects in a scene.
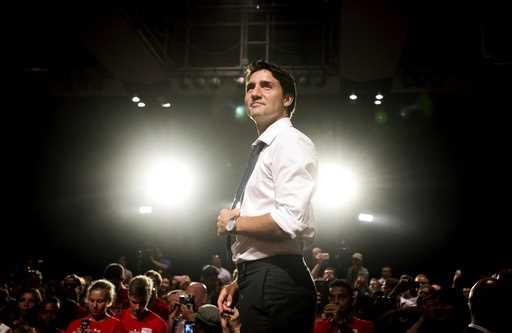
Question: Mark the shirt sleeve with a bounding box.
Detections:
[269,132,317,239]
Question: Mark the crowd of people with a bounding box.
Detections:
[1,248,509,333]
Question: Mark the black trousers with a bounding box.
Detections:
[237,255,316,333]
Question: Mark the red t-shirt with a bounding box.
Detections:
[66,316,127,333]
[119,309,167,333]
[148,298,170,321]
[314,317,374,333]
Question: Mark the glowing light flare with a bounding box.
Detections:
[139,206,153,214]
[315,164,360,208]
[358,213,374,223]
[144,160,194,207]
[235,105,246,119]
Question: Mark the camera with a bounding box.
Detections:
[316,252,330,260]
[179,293,194,306]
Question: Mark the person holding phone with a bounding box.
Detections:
[65,279,126,333]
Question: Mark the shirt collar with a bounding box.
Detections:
[252,117,292,146]
[468,323,492,333]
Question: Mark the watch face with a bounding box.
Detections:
[226,219,236,232]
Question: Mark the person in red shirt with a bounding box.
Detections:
[144,270,170,321]
[66,279,126,333]
[119,275,167,333]
[314,279,374,333]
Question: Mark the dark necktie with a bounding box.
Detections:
[226,140,266,260]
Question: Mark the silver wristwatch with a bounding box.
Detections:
[226,219,237,234]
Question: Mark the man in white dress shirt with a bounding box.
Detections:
[216,60,317,333]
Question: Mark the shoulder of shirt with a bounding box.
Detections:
[272,125,315,150]
[106,314,122,322]
[259,118,314,147]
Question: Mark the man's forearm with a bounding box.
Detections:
[235,213,289,240]
[311,263,321,279]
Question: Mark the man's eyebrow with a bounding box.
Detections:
[260,80,273,87]
[246,80,273,88]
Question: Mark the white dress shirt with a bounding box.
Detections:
[232,117,317,263]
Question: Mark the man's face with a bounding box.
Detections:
[160,278,170,294]
[245,69,290,125]
[352,258,361,267]
[382,267,392,278]
[382,281,394,295]
[329,286,352,315]
[129,295,149,319]
[323,269,335,281]
[39,303,59,323]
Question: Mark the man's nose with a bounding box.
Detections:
[250,87,262,99]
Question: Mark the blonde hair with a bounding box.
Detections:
[86,279,116,307]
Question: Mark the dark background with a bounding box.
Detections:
[4,1,510,284]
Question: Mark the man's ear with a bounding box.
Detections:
[283,95,294,108]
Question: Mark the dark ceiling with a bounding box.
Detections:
[17,1,510,97]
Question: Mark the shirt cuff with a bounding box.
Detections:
[270,208,305,239]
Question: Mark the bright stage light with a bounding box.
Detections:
[144,159,194,207]
[139,206,153,214]
[358,213,374,223]
[315,163,359,208]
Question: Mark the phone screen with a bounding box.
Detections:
[184,322,194,333]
